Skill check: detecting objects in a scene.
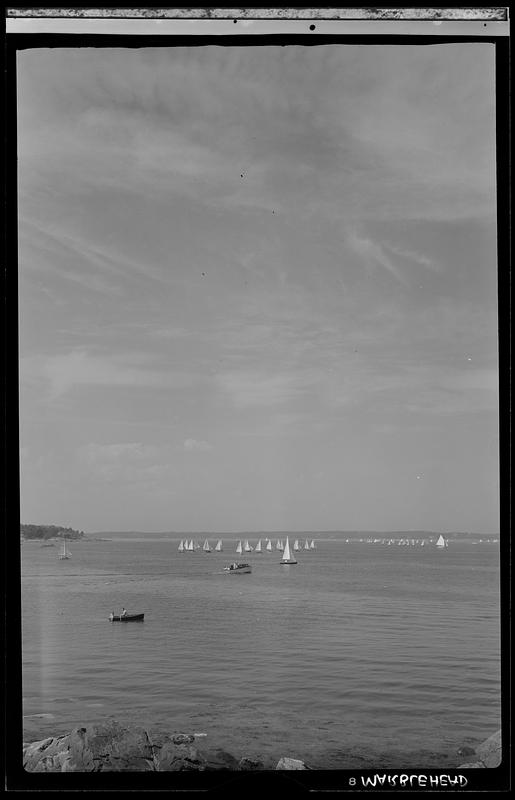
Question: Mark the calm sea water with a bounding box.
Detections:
[21,534,501,769]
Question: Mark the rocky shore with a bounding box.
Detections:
[22,719,309,772]
[456,730,502,769]
[22,720,501,772]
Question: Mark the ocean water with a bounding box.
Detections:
[20,534,501,769]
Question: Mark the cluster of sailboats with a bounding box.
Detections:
[178,538,223,552]
[342,534,448,548]
[236,537,316,554]
[177,536,317,554]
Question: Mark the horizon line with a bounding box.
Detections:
[82,528,500,537]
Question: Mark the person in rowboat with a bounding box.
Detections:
[121,607,127,618]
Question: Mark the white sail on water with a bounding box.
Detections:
[304,539,310,550]
[280,536,297,564]
[436,534,447,548]
[293,539,300,551]
[236,540,243,554]
[310,540,316,549]
[276,539,283,551]
[215,539,223,551]
[178,539,185,552]
[266,539,272,551]
[244,540,253,552]
[255,539,262,553]
[203,539,211,552]
[58,538,71,560]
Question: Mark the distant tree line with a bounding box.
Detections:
[20,524,84,540]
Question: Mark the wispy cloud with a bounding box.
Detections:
[20,349,203,400]
[386,243,439,271]
[346,228,407,283]
[20,217,172,288]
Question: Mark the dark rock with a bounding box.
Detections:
[457,745,476,757]
[200,747,239,771]
[156,741,204,771]
[156,741,239,772]
[239,756,265,770]
[67,721,154,771]
[172,733,195,745]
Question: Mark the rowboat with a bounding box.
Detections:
[109,613,145,622]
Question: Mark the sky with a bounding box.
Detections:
[17,42,499,533]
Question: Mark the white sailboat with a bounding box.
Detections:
[58,537,71,560]
[276,539,283,551]
[188,539,195,551]
[215,539,223,552]
[266,539,272,552]
[236,540,243,555]
[310,540,316,550]
[435,534,447,548]
[203,539,211,552]
[293,539,300,551]
[280,536,297,565]
[244,540,253,552]
[255,539,262,553]
[304,539,310,550]
[178,539,185,552]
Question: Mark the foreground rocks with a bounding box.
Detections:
[23,720,309,772]
[457,730,502,769]
[24,720,500,772]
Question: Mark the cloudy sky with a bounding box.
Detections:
[17,42,499,533]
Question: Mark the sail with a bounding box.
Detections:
[276,539,282,550]
[178,539,184,552]
[310,540,315,549]
[304,539,310,550]
[266,539,272,551]
[236,540,242,554]
[293,539,300,551]
[203,539,211,552]
[436,535,446,548]
[255,539,262,552]
[244,540,253,552]
[189,540,195,551]
[58,538,71,559]
[215,539,223,551]
[281,536,297,564]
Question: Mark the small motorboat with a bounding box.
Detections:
[109,612,145,622]
[223,562,252,574]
